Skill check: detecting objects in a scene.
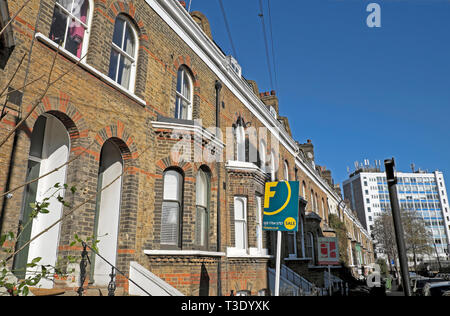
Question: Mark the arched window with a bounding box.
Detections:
[108,15,138,91]
[270,151,277,181]
[310,190,314,212]
[283,160,289,181]
[235,124,245,162]
[49,0,92,58]
[195,168,210,248]
[321,198,325,220]
[256,195,263,252]
[175,66,193,120]
[302,181,306,199]
[161,169,183,247]
[234,196,247,250]
[14,113,70,287]
[315,193,319,214]
[259,140,266,172]
[306,232,315,263]
[93,139,123,286]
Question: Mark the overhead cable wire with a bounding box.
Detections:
[258,0,274,91]
[267,0,278,92]
[218,0,238,60]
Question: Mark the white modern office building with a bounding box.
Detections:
[343,166,450,260]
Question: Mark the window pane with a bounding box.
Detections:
[56,0,72,11]
[118,56,132,89]
[176,69,183,93]
[175,97,181,119]
[108,49,119,81]
[66,20,85,57]
[196,206,207,246]
[49,6,68,45]
[236,127,245,162]
[112,18,125,47]
[176,96,189,120]
[123,23,135,56]
[196,171,208,208]
[234,199,244,220]
[161,201,179,245]
[29,116,47,158]
[163,170,182,201]
[287,232,295,255]
[71,0,89,22]
[235,221,245,249]
[182,71,191,99]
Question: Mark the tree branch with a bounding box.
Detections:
[0,48,87,148]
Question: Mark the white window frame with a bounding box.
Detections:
[235,125,246,162]
[175,66,194,120]
[256,196,263,252]
[270,151,277,181]
[233,196,248,252]
[195,168,209,248]
[259,140,266,172]
[109,15,139,92]
[161,169,183,248]
[51,0,93,60]
[283,160,289,181]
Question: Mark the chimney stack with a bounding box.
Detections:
[299,140,314,162]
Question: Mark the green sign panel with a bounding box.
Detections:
[263,181,299,231]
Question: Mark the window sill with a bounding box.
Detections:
[144,250,225,257]
[35,33,147,107]
[151,116,225,149]
[225,161,267,177]
[226,247,272,259]
[284,257,310,262]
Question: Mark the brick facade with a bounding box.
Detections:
[0,0,374,295]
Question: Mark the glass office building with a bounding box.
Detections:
[343,169,450,260]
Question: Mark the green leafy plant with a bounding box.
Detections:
[0,183,77,296]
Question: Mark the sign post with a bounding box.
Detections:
[318,237,340,296]
[275,230,282,296]
[263,181,299,296]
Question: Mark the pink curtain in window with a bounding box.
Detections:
[69,1,88,58]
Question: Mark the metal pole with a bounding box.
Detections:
[328,265,332,296]
[384,158,411,296]
[275,230,282,296]
[215,80,222,296]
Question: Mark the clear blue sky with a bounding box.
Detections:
[189,0,450,188]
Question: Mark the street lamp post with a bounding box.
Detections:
[384,158,412,296]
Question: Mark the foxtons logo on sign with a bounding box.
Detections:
[263,181,299,232]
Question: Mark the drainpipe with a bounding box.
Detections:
[215,80,222,296]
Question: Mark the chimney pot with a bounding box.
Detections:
[179,1,186,8]
[264,91,270,96]
[307,139,311,144]
[270,90,276,96]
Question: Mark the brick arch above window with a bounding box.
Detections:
[105,2,150,49]
[27,93,88,143]
[193,163,218,183]
[93,121,139,164]
[156,155,193,179]
[173,56,199,87]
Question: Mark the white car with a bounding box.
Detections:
[423,281,450,296]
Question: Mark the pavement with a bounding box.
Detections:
[386,290,405,296]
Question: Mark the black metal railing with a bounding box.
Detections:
[77,241,151,296]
